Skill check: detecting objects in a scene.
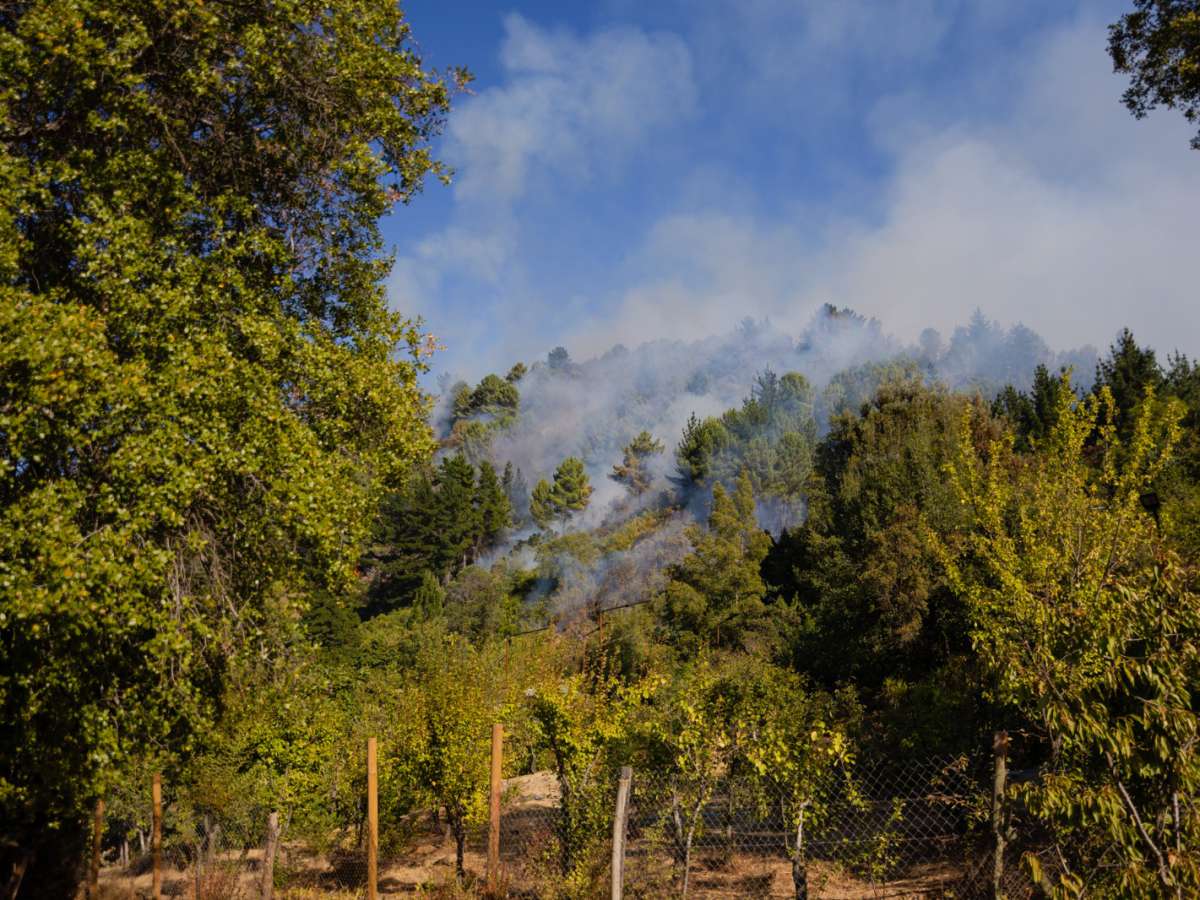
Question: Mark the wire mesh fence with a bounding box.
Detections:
[87,747,1071,898]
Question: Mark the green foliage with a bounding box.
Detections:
[412,570,446,620]
[476,460,513,550]
[610,431,665,496]
[1110,1,1200,149]
[368,455,512,611]
[1095,328,1165,440]
[0,0,456,874]
[674,371,817,500]
[393,636,500,879]
[531,457,593,531]
[502,461,532,529]
[674,414,731,484]
[942,378,1199,896]
[659,473,773,654]
[637,655,856,896]
[525,667,656,887]
[444,565,522,642]
[767,380,1000,724]
[991,364,1073,451]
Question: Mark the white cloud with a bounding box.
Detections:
[810,17,1200,355]
[570,13,1200,361]
[390,14,696,336]
[445,13,695,204]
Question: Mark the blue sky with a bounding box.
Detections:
[384,1,1200,381]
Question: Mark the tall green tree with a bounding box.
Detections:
[610,431,665,496]
[475,460,512,552]
[0,0,459,884]
[530,456,593,531]
[1095,328,1164,439]
[659,473,772,653]
[1110,1,1200,149]
[942,382,1198,895]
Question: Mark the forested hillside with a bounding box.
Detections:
[3,0,1199,897]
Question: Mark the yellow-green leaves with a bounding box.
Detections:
[2,0,454,867]
[941,373,1199,895]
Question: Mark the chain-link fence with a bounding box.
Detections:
[616,755,990,899]
[86,747,1076,898]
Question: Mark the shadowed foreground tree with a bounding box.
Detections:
[0,0,462,892]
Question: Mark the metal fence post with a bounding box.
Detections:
[992,730,1009,899]
[611,766,632,900]
[489,723,503,895]
[367,737,378,900]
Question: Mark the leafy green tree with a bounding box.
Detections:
[502,461,532,528]
[1110,1,1200,149]
[430,455,481,575]
[1095,328,1164,439]
[411,570,446,620]
[659,473,772,653]
[1161,352,1200,556]
[942,380,1198,895]
[610,431,665,496]
[530,478,556,531]
[506,362,528,383]
[368,455,514,610]
[531,457,592,531]
[765,380,1002,753]
[641,656,855,897]
[526,670,656,887]
[0,0,457,885]
[475,460,512,551]
[394,637,498,880]
[674,414,731,484]
[991,364,1073,451]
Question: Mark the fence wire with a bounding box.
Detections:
[88,753,1075,898]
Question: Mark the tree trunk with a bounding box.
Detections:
[670,791,686,864]
[791,805,807,900]
[451,813,466,882]
[1,850,31,900]
[681,799,705,899]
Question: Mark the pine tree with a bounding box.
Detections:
[530,478,556,530]
[610,431,666,496]
[502,462,532,527]
[433,455,480,576]
[549,457,593,527]
[661,471,771,652]
[475,460,512,551]
[530,457,593,531]
[1095,328,1163,439]
[412,570,446,620]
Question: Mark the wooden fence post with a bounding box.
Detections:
[87,797,104,899]
[611,766,632,900]
[992,730,1009,900]
[151,773,162,900]
[367,737,378,900]
[488,723,503,895]
[260,810,280,900]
